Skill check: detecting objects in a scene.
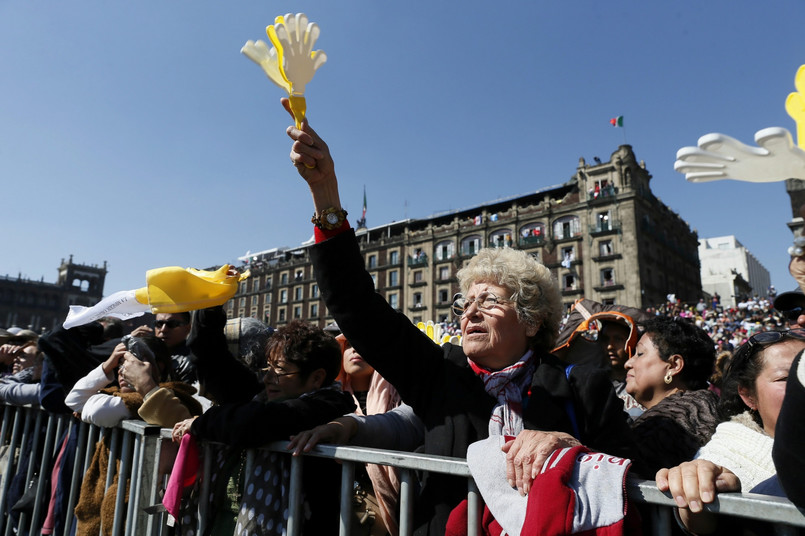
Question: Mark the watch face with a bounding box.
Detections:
[326,212,339,225]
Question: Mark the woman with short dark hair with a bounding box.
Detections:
[625,316,720,475]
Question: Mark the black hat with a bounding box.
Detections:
[773,288,805,311]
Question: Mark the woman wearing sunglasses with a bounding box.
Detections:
[656,329,805,534]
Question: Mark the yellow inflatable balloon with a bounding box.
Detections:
[134,265,249,313]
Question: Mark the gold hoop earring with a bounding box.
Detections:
[664,372,673,384]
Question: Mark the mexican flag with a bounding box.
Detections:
[609,116,624,127]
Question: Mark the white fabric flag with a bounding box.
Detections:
[63,289,150,329]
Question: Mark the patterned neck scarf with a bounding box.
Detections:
[469,350,536,436]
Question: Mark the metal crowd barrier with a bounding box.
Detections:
[2,403,804,536]
[0,404,166,536]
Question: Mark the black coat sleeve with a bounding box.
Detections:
[310,231,454,415]
[188,306,262,404]
[190,389,355,449]
[773,350,805,508]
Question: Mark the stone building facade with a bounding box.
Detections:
[0,255,107,332]
[227,145,701,327]
[698,235,771,308]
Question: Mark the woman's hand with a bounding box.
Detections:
[121,353,156,395]
[0,344,24,365]
[281,97,342,215]
[172,417,198,444]
[656,460,741,534]
[656,460,740,512]
[130,325,153,338]
[102,343,128,377]
[287,416,358,456]
[502,430,581,496]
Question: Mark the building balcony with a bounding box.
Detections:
[488,238,514,248]
[518,235,545,248]
[589,221,621,236]
[460,247,480,257]
[594,283,625,292]
[408,303,427,312]
[561,288,584,296]
[408,254,429,267]
[587,184,618,203]
[591,253,623,262]
[553,233,583,243]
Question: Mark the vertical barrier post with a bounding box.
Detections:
[466,478,480,536]
[111,430,134,536]
[17,407,43,532]
[0,406,24,535]
[399,469,413,536]
[28,410,59,534]
[64,420,89,536]
[338,461,355,536]
[286,454,304,536]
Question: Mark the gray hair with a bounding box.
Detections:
[457,247,562,351]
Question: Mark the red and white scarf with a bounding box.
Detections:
[469,351,535,436]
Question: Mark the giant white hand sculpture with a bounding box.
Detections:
[674,127,805,182]
[241,13,327,128]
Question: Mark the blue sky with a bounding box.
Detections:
[2,1,805,301]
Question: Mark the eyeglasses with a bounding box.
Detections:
[451,291,514,317]
[732,328,805,369]
[259,364,301,384]
[743,328,805,351]
[154,320,188,329]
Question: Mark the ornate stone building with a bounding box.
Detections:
[0,255,107,332]
[227,145,701,327]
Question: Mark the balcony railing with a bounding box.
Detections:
[518,235,545,248]
[589,220,622,235]
[407,253,428,268]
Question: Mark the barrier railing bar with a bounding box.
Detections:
[111,429,133,536]
[628,478,805,527]
[198,441,213,535]
[338,461,355,536]
[399,469,413,536]
[0,407,23,535]
[65,420,88,536]
[126,434,142,536]
[467,478,480,536]
[3,405,805,535]
[286,454,303,536]
[16,407,41,533]
[28,411,58,534]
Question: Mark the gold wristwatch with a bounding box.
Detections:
[312,207,348,230]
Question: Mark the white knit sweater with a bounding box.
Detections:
[694,412,774,491]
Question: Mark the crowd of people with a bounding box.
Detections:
[1,100,804,535]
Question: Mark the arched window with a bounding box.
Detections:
[489,229,513,248]
[552,216,581,240]
[434,240,455,261]
[520,222,544,238]
[460,235,482,256]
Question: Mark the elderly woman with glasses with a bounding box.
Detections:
[656,329,805,534]
[284,100,634,534]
